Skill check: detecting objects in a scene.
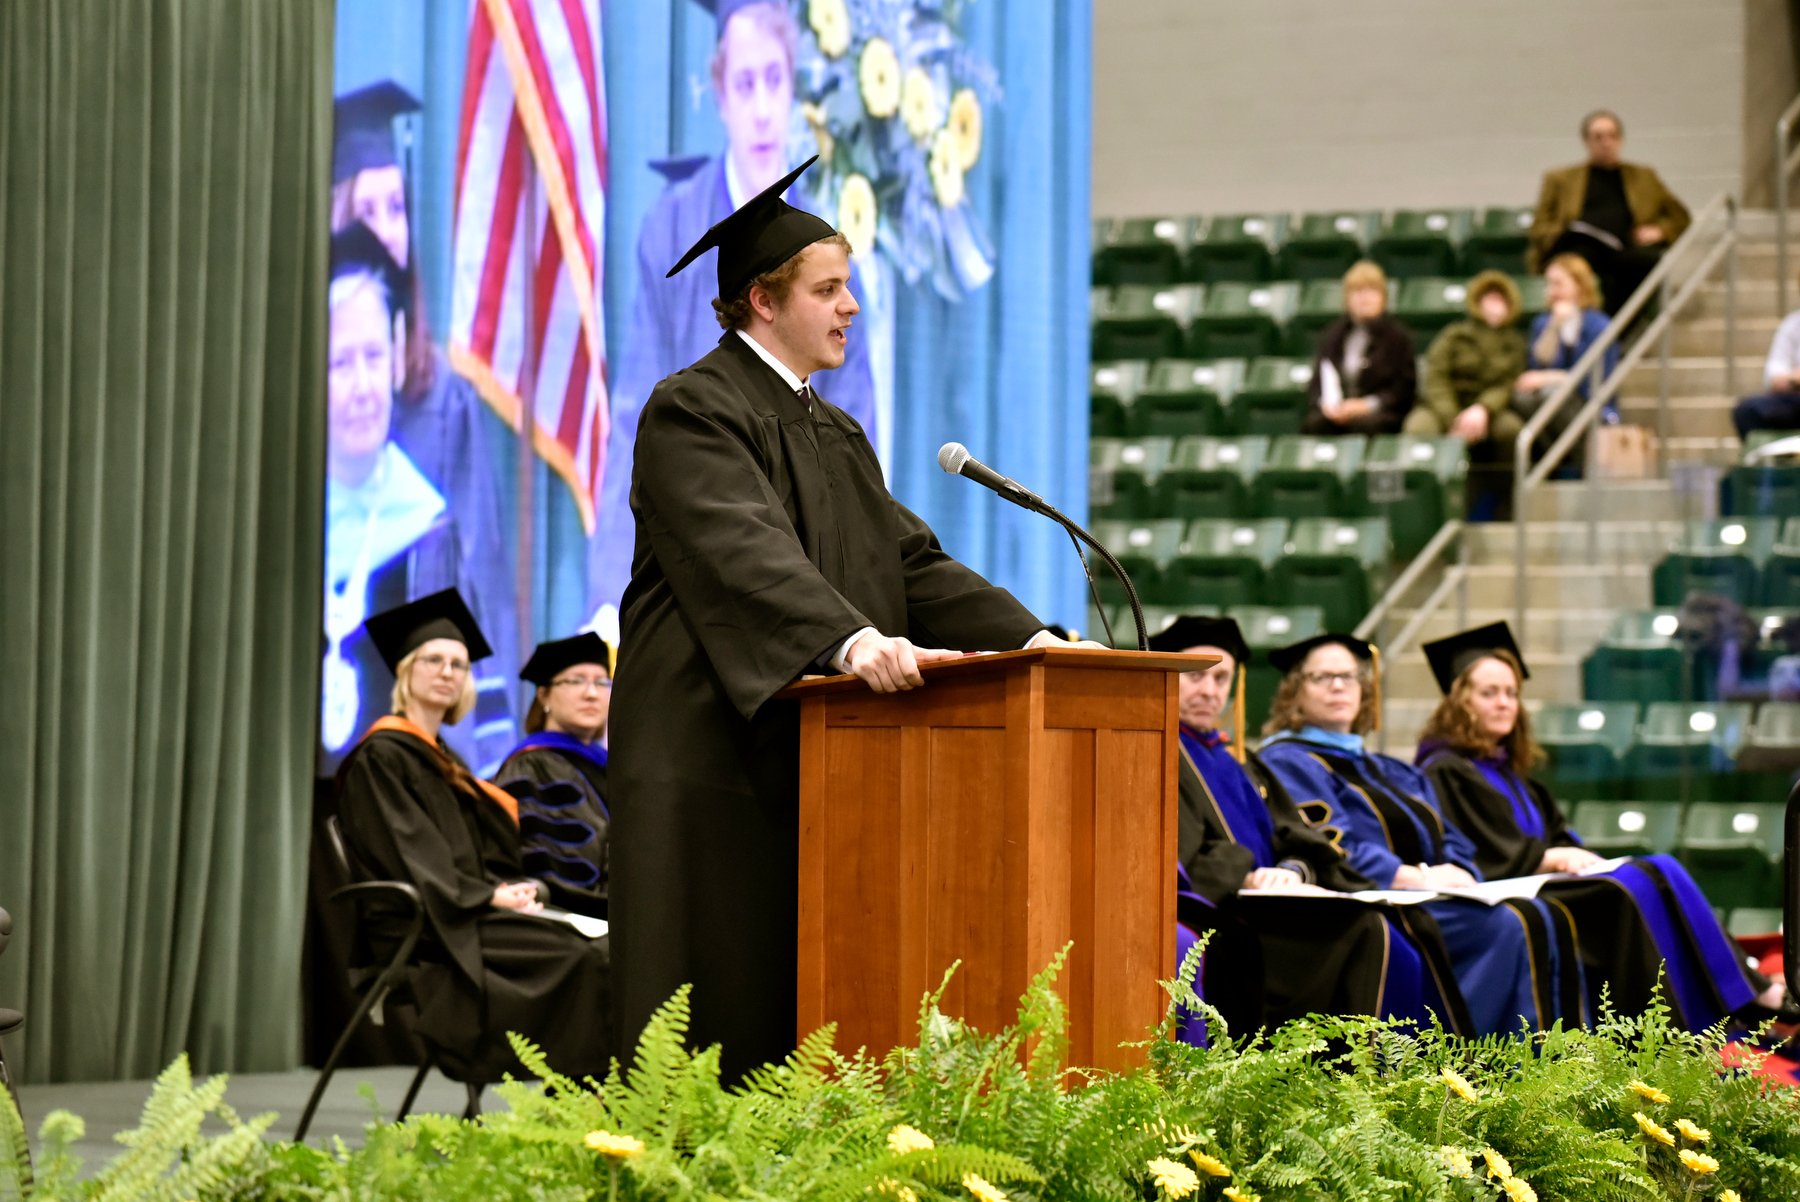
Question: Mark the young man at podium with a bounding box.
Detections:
[609,157,1080,1082]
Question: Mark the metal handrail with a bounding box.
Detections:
[1777,91,1800,314]
[1352,519,1464,639]
[1512,192,1739,642]
[1355,519,1470,753]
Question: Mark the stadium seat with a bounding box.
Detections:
[1733,698,1800,801]
[1092,217,1192,287]
[1753,519,1800,605]
[1569,801,1681,857]
[1275,211,1380,281]
[1623,702,1753,802]
[1151,435,1268,520]
[1159,518,1289,607]
[1089,436,1172,521]
[1091,285,1199,361]
[1092,518,1185,605]
[1651,517,1777,607]
[1460,207,1534,275]
[1392,277,1471,346]
[1581,610,1685,702]
[1719,462,1800,519]
[1227,357,1314,435]
[1130,359,1242,439]
[1534,701,1639,803]
[1372,209,1472,280]
[1726,908,1785,937]
[1284,278,1347,357]
[1265,517,1390,633]
[1185,213,1289,283]
[1090,361,1148,439]
[1512,274,1548,326]
[1355,435,1468,560]
[1231,605,1326,729]
[1678,802,1786,910]
[1185,281,1297,360]
[1251,435,1368,519]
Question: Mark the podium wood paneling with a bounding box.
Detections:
[781,648,1212,1071]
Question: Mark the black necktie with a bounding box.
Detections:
[797,384,810,408]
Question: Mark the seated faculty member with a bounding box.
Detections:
[610,156,1084,1082]
[334,590,612,1083]
[1255,634,1576,1036]
[493,632,614,919]
[1413,622,1789,1032]
[1153,618,1463,1042]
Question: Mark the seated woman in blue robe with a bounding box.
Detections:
[1413,622,1790,1033]
[1155,619,1466,1046]
[1256,633,1581,1037]
[493,633,614,920]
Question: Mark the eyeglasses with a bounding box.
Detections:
[416,653,470,675]
[1302,670,1358,689]
[551,675,611,693]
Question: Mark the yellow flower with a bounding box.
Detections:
[1481,1148,1513,1180]
[835,173,877,260]
[1438,1146,1472,1179]
[1500,1176,1538,1202]
[1188,1150,1232,1177]
[807,0,851,58]
[947,88,982,171]
[887,1124,934,1154]
[1678,1150,1719,1174]
[858,37,901,119]
[1222,1189,1260,1202]
[1720,1191,1742,1202]
[1675,1118,1710,1143]
[927,127,964,208]
[962,1173,1006,1202]
[1633,1112,1676,1146]
[875,1180,918,1202]
[900,67,941,142]
[1440,1067,1478,1102]
[1628,1079,1671,1104]
[584,1130,644,1159]
[1147,1157,1200,1198]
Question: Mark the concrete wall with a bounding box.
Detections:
[1092,0,1752,219]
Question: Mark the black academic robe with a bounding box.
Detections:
[335,728,612,1082]
[1422,749,1580,881]
[611,332,1043,1082]
[494,744,610,918]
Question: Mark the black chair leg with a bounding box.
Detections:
[395,1060,431,1123]
[293,983,392,1144]
[462,1082,482,1121]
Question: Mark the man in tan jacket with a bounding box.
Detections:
[1527,110,1689,315]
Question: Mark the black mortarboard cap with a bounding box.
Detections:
[519,632,613,685]
[649,155,712,184]
[363,588,492,673]
[329,223,407,316]
[1147,616,1249,666]
[1421,622,1529,695]
[666,155,836,301]
[1267,633,1374,675]
[333,81,422,186]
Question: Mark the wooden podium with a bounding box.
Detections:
[778,646,1213,1071]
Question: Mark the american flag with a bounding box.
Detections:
[448,0,608,533]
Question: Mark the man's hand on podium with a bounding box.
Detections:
[1025,629,1108,651]
[845,632,961,692]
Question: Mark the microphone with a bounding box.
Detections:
[936,442,1149,652]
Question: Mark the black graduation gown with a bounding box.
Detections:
[494,744,610,918]
[1423,749,1580,881]
[611,332,1043,1082]
[335,728,612,1082]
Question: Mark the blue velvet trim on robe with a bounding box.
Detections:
[1603,855,1756,1029]
[506,730,609,771]
[1474,757,1545,840]
[1180,725,1277,869]
[1174,862,1212,1047]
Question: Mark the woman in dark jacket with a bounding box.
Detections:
[1303,260,1417,435]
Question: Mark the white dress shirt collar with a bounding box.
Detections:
[735,328,809,394]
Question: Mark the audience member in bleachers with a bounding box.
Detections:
[1255,633,1574,1036]
[1301,261,1417,436]
[1519,254,1618,414]
[1730,283,1800,437]
[1527,110,1690,317]
[1154,619,1464,1043]
[1412,272,1527,450]
[1680,593,1761,705]
[334,590,612,1083]
[492,633,614,919]
[1413,622,1789,1032]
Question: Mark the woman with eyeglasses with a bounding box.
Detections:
[334,591,612,1084]
[1254,634,1576,1037]
[492,633,614,919]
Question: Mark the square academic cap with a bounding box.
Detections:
[666,155,838,302]
[329,223,407,314]
[1266,633,1373,675]
[519,632,613,685]
[690,0,765,35]
[1147,616,1249,666]
[333,80,422,186]
[364,589,492,673]
[1420,622,1529,695]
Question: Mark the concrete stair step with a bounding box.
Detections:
[1690,280,1787,319]
[1375,604,1621,656]
[1615,398,1737,438]
[1670,317,1779,357]
[1511,478,1682,522]
[1620,356,1767,398]
[1458,519,1686,563]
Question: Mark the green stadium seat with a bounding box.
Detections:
[1152,435,1268,520]
[1623,702,1754,802]
[1252,435,1368,519]
[1159,518,1289,608]
[1091,285,1200,361]
[1265,517,1391,633]
[1090,361,1148,439]
[1284,278,1349,356]
[1726,908,1785,937]
[1089,436,1171,521]
[1393,277,1471,345]
[1744,430,1800,457]
[1092,216,1193,287]
[1185,213,1289,283]
[1185,281,1297,360]
[1569,801,1682,857]
[1276,211,1381,281]
[1130,359,1242,439]
[1373,209,1473,279]
[1722,463,1800,520]
[1227,357,1314,436]
[1534,701,1639,803]
[1733,698,1800,800]
[1581,610,1685,703]
[1231,605,1327,731]
[1355,435,1468,561]
[1460,207,1534,275]
[1512,274,1548,325]
[1678,802,1786,910]
[1092,518,1185,606]
[1651,517,1778,607]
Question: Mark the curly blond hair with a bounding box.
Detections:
[1261,650,1380,737]
[1417,649,1541,768]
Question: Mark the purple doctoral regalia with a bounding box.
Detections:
[591,155,878,609]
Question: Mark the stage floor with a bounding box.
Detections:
[15,1065,496,1175]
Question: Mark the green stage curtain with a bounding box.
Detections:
[0,0,330,1083]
